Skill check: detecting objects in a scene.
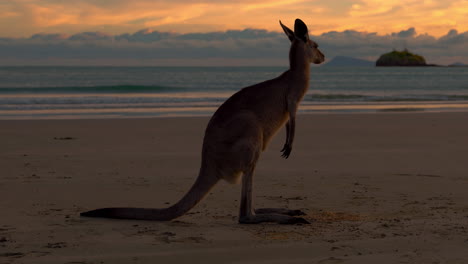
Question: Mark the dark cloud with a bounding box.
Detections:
[69,32,113,41]
[0,27,466,65]
[392,27,417,38]
[116,29,176,42]
[438,29,467,45]
[31,33,69,41]
[176,29,280,41]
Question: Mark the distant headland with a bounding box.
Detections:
[322,54,466,67]
[376,49,433,66]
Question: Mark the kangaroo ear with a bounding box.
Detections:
[279,20,295,42]
[294,19,309,43]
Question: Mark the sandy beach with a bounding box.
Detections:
[1,112,468,263]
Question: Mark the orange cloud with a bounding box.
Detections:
[346,0,466,36]
[242,0,310,11]
[0,0,466,38]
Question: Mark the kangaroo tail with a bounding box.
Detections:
[80,170,218,221]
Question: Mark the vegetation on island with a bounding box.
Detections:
[376,49,427,66]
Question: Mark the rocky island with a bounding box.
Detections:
[376,49,427,66]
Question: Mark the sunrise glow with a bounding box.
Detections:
[0,0,466,38]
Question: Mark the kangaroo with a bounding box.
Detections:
[81,19,325,224]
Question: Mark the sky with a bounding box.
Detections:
[0,0,467,65]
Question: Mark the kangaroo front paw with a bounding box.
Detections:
[280,144,292,159]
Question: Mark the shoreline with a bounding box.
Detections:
[2,100,468,120]
[2,112,468,263]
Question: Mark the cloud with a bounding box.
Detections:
[438,29,468,45]
[0,27,466,66]
[0,0,466,39]
[30,33,69,41]
[392,27,417,38]
[69,32,113,41]
[116,29,175,42]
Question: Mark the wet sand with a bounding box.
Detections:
[1,112,468,263]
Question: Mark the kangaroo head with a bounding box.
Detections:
[280,19,325,64]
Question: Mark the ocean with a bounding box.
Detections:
[1,66,467,119]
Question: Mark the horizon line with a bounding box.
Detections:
[1,26,465,40]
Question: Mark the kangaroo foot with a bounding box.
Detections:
[239,213,310,225]
[255,208,306,216]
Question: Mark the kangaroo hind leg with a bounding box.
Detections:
[238,156,310,225]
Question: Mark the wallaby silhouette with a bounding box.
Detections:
[81,19,325,224]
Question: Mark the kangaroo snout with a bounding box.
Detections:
[314,51,325,64]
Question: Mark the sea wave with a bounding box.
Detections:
[0,85,184,94]
[305,93,468,102]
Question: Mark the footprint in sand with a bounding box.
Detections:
[0,252,25,258]
[156,232,207,244]
[45,242,67,249]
